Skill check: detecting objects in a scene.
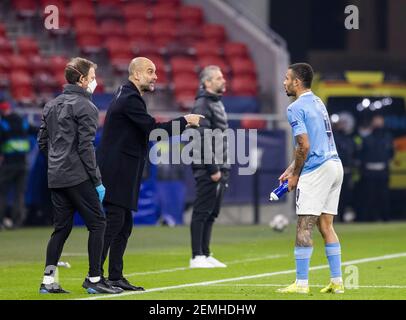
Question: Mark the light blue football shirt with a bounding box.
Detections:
[287,91,340,175]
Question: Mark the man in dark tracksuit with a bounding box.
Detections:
[97,57,202,290]
[358,115,394,221]
[0,100,36,229]
[37,57,122,294]
[189,65,230,268]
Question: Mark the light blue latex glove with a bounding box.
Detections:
[95,184,106,203]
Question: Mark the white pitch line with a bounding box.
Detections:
[66,254,287,280]
[76,252,406,300]
[124,254,286,277]
[210,284,406,289]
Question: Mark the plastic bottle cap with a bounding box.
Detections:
[269,192,279,201]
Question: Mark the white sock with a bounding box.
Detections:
[89,276,101,283]
[331,277,343,284]
[42,276,54,285]
[296,279,309,287]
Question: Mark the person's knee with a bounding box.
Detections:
[319,220,334,239]
[192,211,210,223]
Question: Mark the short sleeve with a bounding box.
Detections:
[287,104,307,137]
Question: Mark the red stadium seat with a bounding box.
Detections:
[0,37,14,55]
[110,51,133,72]
[202,24,226,44]
[77,34,103,54]
[123,3,148,21]
[29,55,50,73]
[0,54,11,73]
[150,0,181,7]
[40,0,67,13]
[131,40,163,56]
[10,71,35,103]
[174,91,196,110]
[55,72,66,89]
[231,76,258,96]
[0,23,6,37]
[96,2,123,21]
[179,5,204,26]
[33,71,56,92]
[173,73,199,92]
[223,42,249,59]
[170,56,197,75]
[104,37,131,55]
[73,17,99,36]
[198,56,229,73]
[229,57,256,76]
[48,55,68,75]
[99,20,125,37]
[151,22,177,46]
[150,5,178,22]
[70,1,95,19]
[12,86,35,104]
[240,116,267,129]
[97,0,122,5]
[17,37,39,55]
[175,24,202,44]
[9,55,29,72]
[193,42,222,58]
[125,20,150,39]
[12,0,37,18]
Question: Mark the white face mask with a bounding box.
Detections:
[86,79,97,94]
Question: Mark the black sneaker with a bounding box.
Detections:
[39,283,69,294]
[107,277,145,291]
[82,277,124,294]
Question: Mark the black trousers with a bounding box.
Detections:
[357,174,390,221]
[0,162,27,227]
[191,171,229,258]
[45,180,106,277]
[101,202,133,281]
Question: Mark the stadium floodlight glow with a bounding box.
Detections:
[382,97,393,106]
[356,103,364,112]
[331,114,340,123]
[373,101,383,109]
[362,98,371,108]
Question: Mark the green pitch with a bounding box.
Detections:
[1,222,406,300]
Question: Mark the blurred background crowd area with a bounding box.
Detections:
[1,0,406,229]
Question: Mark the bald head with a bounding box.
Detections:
[128,57,154,75]
[128,57,157,95]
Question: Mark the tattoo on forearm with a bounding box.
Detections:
[293,135,308,176]
[296,215,319,247]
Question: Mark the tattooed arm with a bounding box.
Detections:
[292,133,310,177]
[280,134,310,191]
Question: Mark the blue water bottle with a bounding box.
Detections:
[269,180,289,201]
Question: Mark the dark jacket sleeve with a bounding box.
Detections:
[124,94,187,136]
[76,101,102,187]
[37,112,49,157]
[192,100,219,175]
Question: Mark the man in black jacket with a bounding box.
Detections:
[0,99,36,229]
[97,57,202,290]
[37,57,122,294]
[189,65,230,268]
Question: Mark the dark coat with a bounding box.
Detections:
[97,80,187,211]
[37,84,102,189]
[190,89,230,176]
